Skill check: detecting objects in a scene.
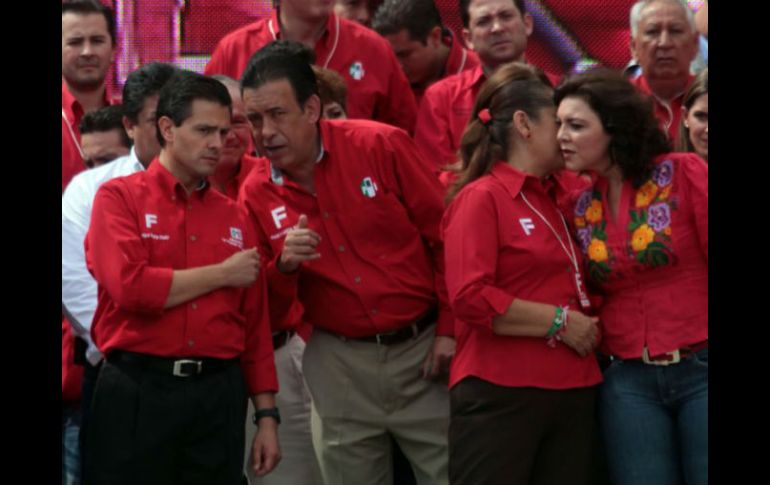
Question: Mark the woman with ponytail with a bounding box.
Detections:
[442,62,602,485]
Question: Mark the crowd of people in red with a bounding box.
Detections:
[62,1,708,484]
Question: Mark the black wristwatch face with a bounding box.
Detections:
[253,407,281,425]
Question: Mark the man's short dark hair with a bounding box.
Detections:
[155,71,232,147]
[372,0,443,43]
[122,62,179,123]
[241,41,319,108]
[459,0,525,28]
[62,0,116,46]
[79,105,131,148]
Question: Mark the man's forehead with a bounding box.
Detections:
[62,12,109,34]
[243,81,299,109]
[470,0,520,17]
[639,0,690,25]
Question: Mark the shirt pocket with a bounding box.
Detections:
[336,192,419,257]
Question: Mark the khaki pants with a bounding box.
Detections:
[303,325,449,485]
[245,334,322,484]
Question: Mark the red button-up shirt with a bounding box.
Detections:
[568,153,707,359]
[412,32,480,107]
[62,80,113,192]
[415,64,560,171]
[205,11,417,133]
[238,119,452,338]
[86,161,278,395]
[443,163,601,389]
[632,74,694,141]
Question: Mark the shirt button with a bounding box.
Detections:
[338,245,345,252]
[190,235,197,242]
[567,265,572,273]
[354,276,362,284]
[191,303,197,310]
[187,340,195,347]
[188,204,193,210]
[171,196,176,201]
[371,309,379,315]
[323,211,330,219]
[568,298,576,305]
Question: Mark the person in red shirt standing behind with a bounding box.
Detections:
[371,0,480,106]
[62,0,116,191]
[628,0,699,140]
[83,71,280,485]
[555,69,707,485]
[415,0,553,173]
[442,62,602,485]
[205,0,417,133]
[238,44,452,485]
[209,75,261,199]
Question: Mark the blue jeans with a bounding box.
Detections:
[62,403,81,485]
[599,348,708,485]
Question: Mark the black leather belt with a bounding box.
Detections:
[107,350,238,377]
[272,330,296,350]
[349,307,437,346]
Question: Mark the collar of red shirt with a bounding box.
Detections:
[489,161,562,201]
[148,157,211,199]
[635,72,695,104]
[61,78,113,118]
[268,10,340,68]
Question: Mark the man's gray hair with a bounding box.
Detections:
[630,0,696,38]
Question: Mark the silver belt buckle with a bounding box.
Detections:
[173,359,202,377]
[641,347,680,366]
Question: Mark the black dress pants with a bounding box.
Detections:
[449,377,596,485]
[83,356,247,485]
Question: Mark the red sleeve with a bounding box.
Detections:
[239,216,279,395]
[414,85,456,171]
[385,130,454,335]
[205,37,237,77]
[680,153,708,259]
[378,47,418,134]
[86,182,173,314]
[442,185,515,330]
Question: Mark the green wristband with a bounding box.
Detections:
[546,306,563,338]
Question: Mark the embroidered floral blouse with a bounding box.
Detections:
[570,153,708,358]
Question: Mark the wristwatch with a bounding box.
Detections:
[253,407,281,426]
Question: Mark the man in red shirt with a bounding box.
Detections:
[62,0,116,191]
[372,0,480,105]
[209,75,261,200]
[205,0,417,133]
[415,0,546,171]
[83,71,280,485]
[238,46,452,484]
[629,0,699,140]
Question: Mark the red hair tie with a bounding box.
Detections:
[477,108,492,125]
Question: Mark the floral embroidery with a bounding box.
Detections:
[574,189,613,283]
[627,160,676,267]
[573,159,679,282]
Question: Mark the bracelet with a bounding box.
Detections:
[545,306,564,338]
[253,407,281,426]
[546,305,569,348]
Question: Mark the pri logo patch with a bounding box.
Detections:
[230,227,243,241]
[349,61,365,81]
[360,177,378,198]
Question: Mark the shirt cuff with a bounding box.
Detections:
[240,355,279,396]
[480,286,516,326]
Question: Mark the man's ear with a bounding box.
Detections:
[157,116,175,145]
[303,94,322,124]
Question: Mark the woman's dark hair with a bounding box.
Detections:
[447,62,554,202]
[554,68,670,188]
[676,68,708,155]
